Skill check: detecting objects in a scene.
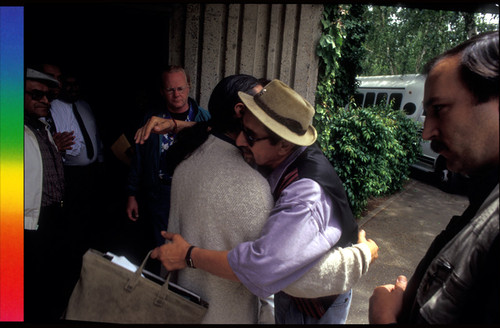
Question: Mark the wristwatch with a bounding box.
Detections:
[185,245,196,268]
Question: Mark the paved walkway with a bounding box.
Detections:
[346,178,469,324]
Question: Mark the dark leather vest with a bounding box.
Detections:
[274,143,358,247]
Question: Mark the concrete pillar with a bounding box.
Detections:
[280,4,298,87]
[185,3,202,102]
[294,4,323,105]
[224,4,241,77]
[200,4,226,107]
[266,4,285,81]
[168,3,323,108]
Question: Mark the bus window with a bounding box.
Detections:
[353,93,364,107]
[403,102,417,115]
[389,93,403,110]
[365,92,375,107]
[376,93,388,105]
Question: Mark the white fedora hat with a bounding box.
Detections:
[26,68,60,88]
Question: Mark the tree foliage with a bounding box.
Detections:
[315,4,368,148]
[314,4,497,216]
[361,7,499,75]
[315,4,421,217]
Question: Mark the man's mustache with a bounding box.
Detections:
[430,140,447,154]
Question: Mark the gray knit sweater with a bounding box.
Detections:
[169,135,274,323]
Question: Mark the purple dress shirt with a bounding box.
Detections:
[227,146,342,298]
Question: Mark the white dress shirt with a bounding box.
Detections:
[50,99,103,166]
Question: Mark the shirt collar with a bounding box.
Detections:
[25,115,48,130]
[268,146,307,194]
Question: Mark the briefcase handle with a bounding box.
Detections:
[124,250,172,306]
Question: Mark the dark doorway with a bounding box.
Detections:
[24,3,176,262]
[25,3,174,143]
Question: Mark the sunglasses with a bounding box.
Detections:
[25,89,51,101]
[241,125,270,147]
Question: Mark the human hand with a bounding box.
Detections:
[126,196,139,221]
[151,231,191,271]
[52,131,75,151]
[134,116,174,144]
[369,275,407,324]
[358,229,378,263]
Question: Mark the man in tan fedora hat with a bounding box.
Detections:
[151,79,372,324]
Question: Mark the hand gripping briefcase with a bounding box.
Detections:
[65,248,208,324]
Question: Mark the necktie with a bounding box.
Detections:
[72,102,94,159]
[46,111,57,135]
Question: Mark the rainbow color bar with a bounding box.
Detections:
[0,6,24,321]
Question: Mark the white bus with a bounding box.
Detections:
[354,74,454,188]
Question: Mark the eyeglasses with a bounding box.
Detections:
[164,86,188,94]
[25,89,51,101]
[241,125,270,147]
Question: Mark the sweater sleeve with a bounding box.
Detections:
[282,243,371,298]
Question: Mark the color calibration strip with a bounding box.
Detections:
[0,6,24,321]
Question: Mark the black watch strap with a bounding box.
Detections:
[185,245,196,268]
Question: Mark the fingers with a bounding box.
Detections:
[134,118,153,144]
[53,132,76,151]
[150,233,188,271]
[134,127,149,145]
[134,118,157,144]
[358,229,367,243]
[151,247,159,259]
[395,275,407,292]
[368,238,379,262]
[368,282,402,324]
[140,124,152,143]
[161,231,175,241]
[134,128,142,143]
[126,209,136,221]
[357,229,379,263]
[134,117,174,144]
[126,196,139,221]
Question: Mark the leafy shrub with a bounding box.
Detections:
[315,4,422,218]
[315,101,422,217]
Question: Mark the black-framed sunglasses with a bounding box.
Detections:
[241,125,270,147]
[25,89,51,101]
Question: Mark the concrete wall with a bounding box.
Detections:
[167,3,324,108]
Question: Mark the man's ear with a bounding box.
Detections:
[234,103,245,118]
[277,139,295,156]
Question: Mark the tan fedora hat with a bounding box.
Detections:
[238,79,317,146]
